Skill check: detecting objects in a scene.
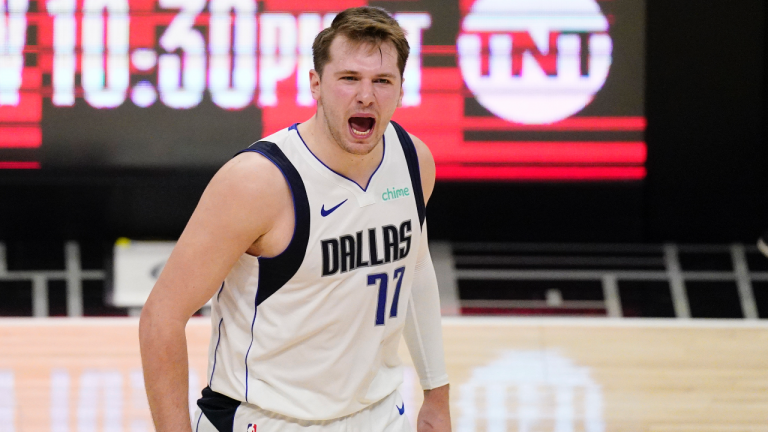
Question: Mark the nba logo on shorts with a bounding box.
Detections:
[246,424,257,432]
[457,0,613,124]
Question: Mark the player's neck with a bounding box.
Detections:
[298,113,384,190]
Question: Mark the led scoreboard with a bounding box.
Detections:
[0,0,645,180]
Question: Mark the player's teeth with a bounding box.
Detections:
[352,128,370,136]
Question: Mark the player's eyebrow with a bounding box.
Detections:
[335,70,362,76]
[374,73,397,79]
[334,70,397,79]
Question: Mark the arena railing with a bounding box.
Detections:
[435,242,768,319]
[1,241,767,319]
[0,242,105,317]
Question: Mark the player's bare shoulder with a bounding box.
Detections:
[408,132,436,203]
[210,151,290,215]
[197,150,294,255]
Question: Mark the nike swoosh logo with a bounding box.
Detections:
[321,199,348,217]
[396,403,405,415]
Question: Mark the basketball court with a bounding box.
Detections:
[2,317,768,431]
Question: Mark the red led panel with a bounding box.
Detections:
[0,0,645,180]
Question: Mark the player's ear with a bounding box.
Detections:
[397,77,404,108]
[310,69,322,101]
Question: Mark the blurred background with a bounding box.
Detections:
[2,0,767,319]
[1,0,767,430]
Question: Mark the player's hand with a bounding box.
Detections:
[417,384,451,432]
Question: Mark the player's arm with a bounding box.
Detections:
[404,134,452,432]
[139,152,291,432]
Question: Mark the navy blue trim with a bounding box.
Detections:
[195,410,203,432]
[216,281,224,301]
[236,141,311,306]
[244,307,257,402]
[209,318,224,386]
[234,140,311,401]
[390,121,426,228]
[290,123,385,192]
[197,387,240,432]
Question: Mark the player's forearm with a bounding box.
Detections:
[139,307,193,432]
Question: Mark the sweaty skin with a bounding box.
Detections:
[139,35,450,432]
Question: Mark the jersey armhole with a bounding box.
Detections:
[390,121,426,228]
[235,142,310,306]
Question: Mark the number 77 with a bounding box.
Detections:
[367,266,406,326]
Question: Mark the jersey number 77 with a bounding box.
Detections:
[367,266,405,326]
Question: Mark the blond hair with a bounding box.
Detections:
[312,7,410,78]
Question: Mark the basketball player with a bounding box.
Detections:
[139,7,450,432]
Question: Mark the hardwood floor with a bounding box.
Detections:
[1,317,767,431]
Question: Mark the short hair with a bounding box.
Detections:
[312,7,410,79]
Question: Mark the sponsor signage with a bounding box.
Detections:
[0,0,644,180]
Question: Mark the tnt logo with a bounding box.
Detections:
[456,350,604,432]
[246,424,257,432]
[457,0,613,124]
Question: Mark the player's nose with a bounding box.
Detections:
[356,79,375,106]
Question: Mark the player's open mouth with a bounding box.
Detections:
[348,115,375,140]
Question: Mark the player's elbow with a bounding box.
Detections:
[138,298,160,352]
[138,290,185,351]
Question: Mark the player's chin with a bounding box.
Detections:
[342,139,379,156]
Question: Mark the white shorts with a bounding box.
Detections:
[193,389,412,432]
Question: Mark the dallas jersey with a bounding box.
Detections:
[199,121,426,422]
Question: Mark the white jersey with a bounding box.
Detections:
[200,121,426,421]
